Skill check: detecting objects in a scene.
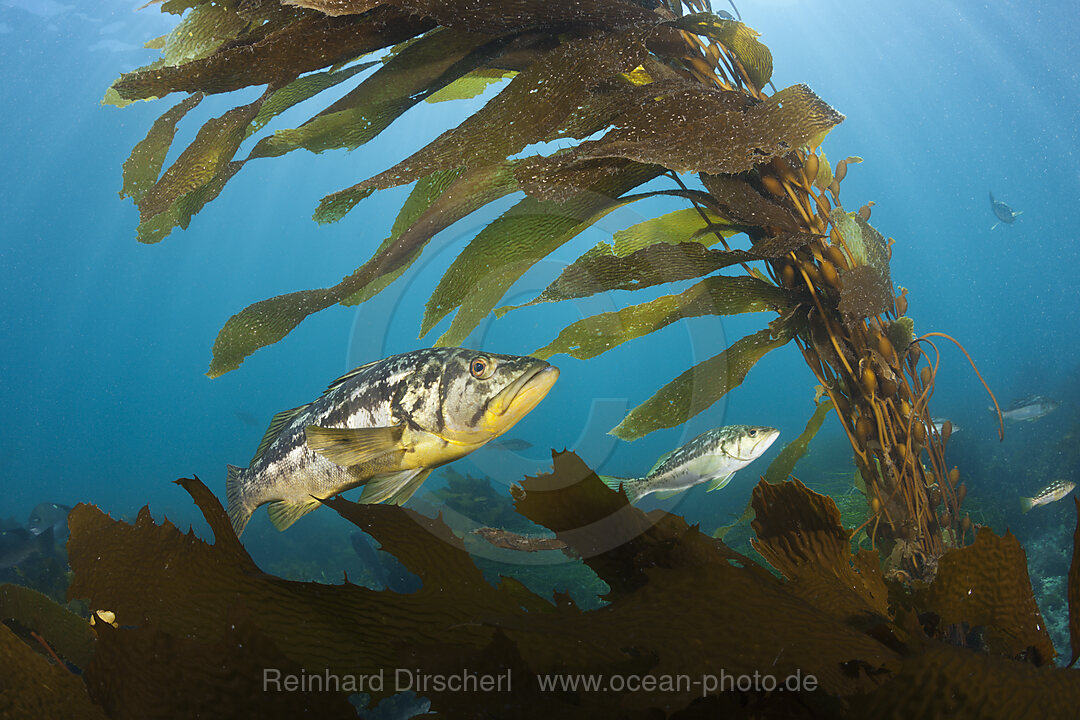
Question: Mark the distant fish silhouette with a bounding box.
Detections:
[27,502,71,537]
[989,191,1022,230]
[350,532,421,593]
[234,410,260,427]
[0,516,20,532]
[0,527,53,570]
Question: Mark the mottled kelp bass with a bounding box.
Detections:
[109,0,994,578]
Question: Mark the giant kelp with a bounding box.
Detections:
[4,453,1080,716]
[106,0,984,583]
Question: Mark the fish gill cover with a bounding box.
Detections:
[4,0,1077,716]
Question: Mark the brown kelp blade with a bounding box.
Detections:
[1069,496,1080,667]
[919,528,1055,665]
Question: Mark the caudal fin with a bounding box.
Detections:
[225,465,253,537]
[599,475,641,504]
[1020,496,1034,513]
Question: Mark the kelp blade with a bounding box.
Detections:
[611,310,801,441]
[533,275,790,361]
[762,398,834,484]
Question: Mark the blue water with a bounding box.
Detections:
[2,0,1078,655]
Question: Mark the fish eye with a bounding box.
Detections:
[31,517,39,523]
[469,356,493,379]
[748,429,757,437]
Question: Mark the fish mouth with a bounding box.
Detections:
[730,427,780,461]
[487,362,560,429]
[757,428,781,456]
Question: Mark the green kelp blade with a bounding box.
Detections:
[0,584,96,670]
[610,207,736,257]
[425,68,516,103]
[136,92,269,243]
[762,398,834,484]
[533,275,790,361]
[421,161,661,346]
[249,28,495,159]
[504,232,813,311]
[611,310,803,441]
[315,30,652,221]
[667,13,773,90]
[207,162,519,377]
[247,61,377,137]
[121,93,203,204]
[713,501,755,541]
[1069,497,1080,667]
[157,2,249,68]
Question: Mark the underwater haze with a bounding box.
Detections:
[3,0,1080,687]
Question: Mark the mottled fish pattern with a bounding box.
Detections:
[226,347,558,536]
[1021,479,1076,513]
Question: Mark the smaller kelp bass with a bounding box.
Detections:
[601,425,779,504]
[227,348,559,535]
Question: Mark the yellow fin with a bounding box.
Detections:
[1020,496,1034,513]
[266,497,321,531]
[653,489,684,500]
[305,424,404,466]
[252,404,309,465]
[360,469,431,505]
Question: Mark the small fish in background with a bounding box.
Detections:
[27,502,72,537]
[0,527,53,570]
[997,395,1060,423]
[234,410,260,427]
[226,348,559,536]
[931,418,960,435]
[989,191,1022,230]
[349,532,421,593]
[1020,479,1076,513]
[601,425,779,504]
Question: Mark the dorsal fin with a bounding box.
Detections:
[647,449,675,476]
[323,360,380,395]
[251,404,309,465]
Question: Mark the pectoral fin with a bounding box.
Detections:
[359,468,432,505]
[305,424,404,466]
[653,489,685,500]
[266,497,322,531]
[705,472,735,492]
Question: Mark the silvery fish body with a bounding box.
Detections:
[226,347,558,536]
[1000,394,1059,423]
[1021,479,1076,512]
[602,425,779,504]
